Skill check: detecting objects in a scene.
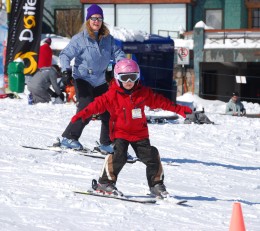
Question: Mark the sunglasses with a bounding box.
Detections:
[117,73,139,83]
[90,17,103,22]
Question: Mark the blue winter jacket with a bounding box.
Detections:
[225,99,246,116]
[59,29,125,87]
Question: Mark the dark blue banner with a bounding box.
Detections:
[5,0,44,75]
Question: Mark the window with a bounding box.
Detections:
[55,9,82,37]
[83,4,186,36]
[152,4,186,36]
[252,8,260,28]
[116,4,150,32]
[205,9,223,29]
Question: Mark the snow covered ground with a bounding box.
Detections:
[0,92,260,231]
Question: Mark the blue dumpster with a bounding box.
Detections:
[115,34,176,102]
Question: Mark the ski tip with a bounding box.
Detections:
[176,200,188,205]
[73,191,90,195]
[147,193,188,205]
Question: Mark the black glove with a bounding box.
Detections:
[105,63,115,83]
[241,109,246,116]
[47,88,58,98]
[62,69,73,86]
[59,93,65,102]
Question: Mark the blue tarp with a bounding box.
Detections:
[115,34,174,53]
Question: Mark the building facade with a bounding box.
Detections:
[189,0,260,103]
[42,0,260,103]
[193,0,248,29]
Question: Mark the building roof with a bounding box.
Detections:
[80,0,195,4]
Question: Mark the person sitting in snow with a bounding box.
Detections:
[225,92,246,116]
[27,65,64,104]
[70,58,192,198]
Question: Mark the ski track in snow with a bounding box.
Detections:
[0,96,260,231]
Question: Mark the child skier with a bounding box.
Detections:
[71,59,192,198]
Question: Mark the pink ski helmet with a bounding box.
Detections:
[114,59,140,86]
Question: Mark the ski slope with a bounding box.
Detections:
[0,92,260,231]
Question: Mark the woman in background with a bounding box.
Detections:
[59,4,125,151]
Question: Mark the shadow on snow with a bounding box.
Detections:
[174,195,260,205]
[161,158,260,171]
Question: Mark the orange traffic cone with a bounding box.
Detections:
[229,202,246,231]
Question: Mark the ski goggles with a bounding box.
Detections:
[90,17,103,22]
[117,73,140,83]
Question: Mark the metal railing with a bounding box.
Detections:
[158,30,180,39]
[204,29,260,45]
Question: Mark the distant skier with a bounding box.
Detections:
[225,92,246,116]
[70,59,192,198]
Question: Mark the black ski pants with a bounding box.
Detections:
[98,138,164,188]
[62,79,111,145]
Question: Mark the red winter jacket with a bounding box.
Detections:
[38,43,52,68]
[76,82,190,142]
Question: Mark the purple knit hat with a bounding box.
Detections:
[86,4,103,21]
